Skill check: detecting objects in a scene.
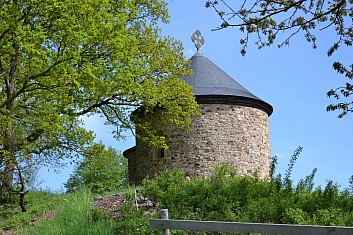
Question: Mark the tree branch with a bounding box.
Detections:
[211,0,345,31]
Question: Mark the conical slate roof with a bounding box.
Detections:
[183,52,273,116]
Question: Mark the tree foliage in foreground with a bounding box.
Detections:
[64,143,128,194]
[0,0,199,205]
[205,0,353,118]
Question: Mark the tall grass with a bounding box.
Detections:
[21,188,115,235]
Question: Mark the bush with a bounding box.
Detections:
[114,188,160,235]
[143,164,353,227]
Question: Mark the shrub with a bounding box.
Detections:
[143,164,353,227]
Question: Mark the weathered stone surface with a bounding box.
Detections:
[126,103,271,184]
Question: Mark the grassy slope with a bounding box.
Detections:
[1,187,156,235]
[2,167,353,235]
[1,189,114,234]
[1,191,64,232]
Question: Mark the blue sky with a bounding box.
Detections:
[39,1,353,191]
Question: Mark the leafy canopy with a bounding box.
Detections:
[0,0,199,197]
[206,0,353,118]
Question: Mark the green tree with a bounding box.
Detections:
[205,0,353,118]
[65,143,128,193]
[0,0,199,209]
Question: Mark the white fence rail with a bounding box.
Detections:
[149,209,353,235]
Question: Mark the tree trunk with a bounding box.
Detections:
[2,157,15,193]
[19,191,27,212]
[1,42,19,195]
[2,126,16,194]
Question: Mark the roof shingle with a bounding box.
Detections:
[183,52,273,116]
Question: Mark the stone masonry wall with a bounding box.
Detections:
[126,103,271,184]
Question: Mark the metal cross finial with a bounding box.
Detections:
[191,30,204,51]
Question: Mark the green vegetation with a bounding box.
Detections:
[0,0,199,208]
[113,187,159,235]
[21,188,116,235]
[1,187,157,235]
[64,143,128,194]
[144,166,353,228]
[0,190,64,232]
[1,150,353,234]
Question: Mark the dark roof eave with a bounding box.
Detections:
[123,146,136,158]
[195,95,273,116]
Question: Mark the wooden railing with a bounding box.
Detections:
[149,209,353,235]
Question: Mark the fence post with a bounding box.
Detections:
[161,209,170,235]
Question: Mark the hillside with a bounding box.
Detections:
[1,166,353,234]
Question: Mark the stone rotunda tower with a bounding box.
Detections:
[123,31,273,184]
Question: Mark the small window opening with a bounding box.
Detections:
[153,148,165,158]
[152,130,165,159]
